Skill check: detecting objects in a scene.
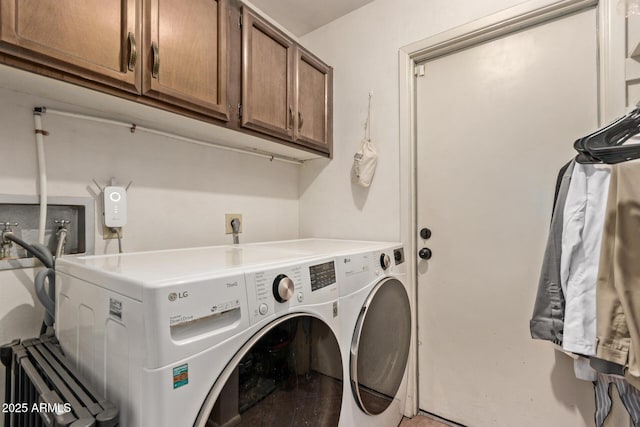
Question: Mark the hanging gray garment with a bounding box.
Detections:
[530,159,576,344]
[594,374,640,427]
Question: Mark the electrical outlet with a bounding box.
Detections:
[103,225,123,240]
[225,214,242,234]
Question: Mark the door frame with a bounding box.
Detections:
[397,0,623,416]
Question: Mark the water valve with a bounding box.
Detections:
[1,222,18,259]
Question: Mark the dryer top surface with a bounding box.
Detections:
[243,238,400,256]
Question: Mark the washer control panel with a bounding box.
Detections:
[309,260,337,291]
[245,257,338,324]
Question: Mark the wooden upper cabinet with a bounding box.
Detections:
[295,47,333,152]
[143,0,229,120]
[241,6,332,155]
[0,0,141,93]
[241,7,294,140]
[0,0,332,158]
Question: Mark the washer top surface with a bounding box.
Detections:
[56,245,319,299]
[244,238,399,256]
[56,239,401,301]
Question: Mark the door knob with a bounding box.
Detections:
[418,248,432,260]
[420,228,432,239]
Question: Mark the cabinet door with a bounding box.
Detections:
[241,8,294,140]
[0,0,141,93]
[144,0,229,120]
[295,47,332,153]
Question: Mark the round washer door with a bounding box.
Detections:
[195,313,343,426]
[350,277,411,415]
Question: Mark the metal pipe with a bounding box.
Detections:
[41,107,305,165]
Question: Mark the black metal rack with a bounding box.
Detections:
[1,334,118,427]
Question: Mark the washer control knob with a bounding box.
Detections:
[273,274,295,303]
[380,253,391,270]
[258,303,268,315]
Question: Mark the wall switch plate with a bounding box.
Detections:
[225,214,242,234]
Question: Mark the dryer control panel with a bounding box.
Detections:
[245,257,338,324]
[338,247,405,297]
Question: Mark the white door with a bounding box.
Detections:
[416,8,628,427]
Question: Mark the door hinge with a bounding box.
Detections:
[238,14,243,28]
[414,64,425,77]
[238,103,242,117]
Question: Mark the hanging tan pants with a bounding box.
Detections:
[596,161,640,385]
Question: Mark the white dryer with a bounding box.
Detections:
[244,239,412,427]
[55,245,345,427]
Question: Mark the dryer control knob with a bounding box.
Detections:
[273,274,295,303]
[380,253,391,270]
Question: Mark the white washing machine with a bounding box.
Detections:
[55,245,345,426]
[245,239,412,427]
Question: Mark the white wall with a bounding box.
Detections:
[0,0,629,424]
[297,0,632,426]
[298,0,529,241]
[0,84,300,409]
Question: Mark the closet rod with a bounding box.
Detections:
[37,107,305,165]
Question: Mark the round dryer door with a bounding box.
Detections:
[350,278,411,415]
[195,314,343,426]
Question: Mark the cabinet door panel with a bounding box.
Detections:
[241,8,294,140]
[0,0,140,93]
[144,0,228,120]
[296,49,332,151]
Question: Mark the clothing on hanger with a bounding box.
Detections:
[560,163,611,356]
[532,113,640,425]
[530,160,575,344]
[596,161,640,384]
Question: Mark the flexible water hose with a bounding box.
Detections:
[34,110,48,245]
[3,233,53,268]
[55,228,67,259]
[34,268,55,327]
[33,242,56,330]
[2,234,56,333]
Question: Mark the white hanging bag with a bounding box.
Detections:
[352,93,378,187]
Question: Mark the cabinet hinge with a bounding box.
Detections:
[238,103,242,117]
[414,64,425,77]
[238,15,243,28]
